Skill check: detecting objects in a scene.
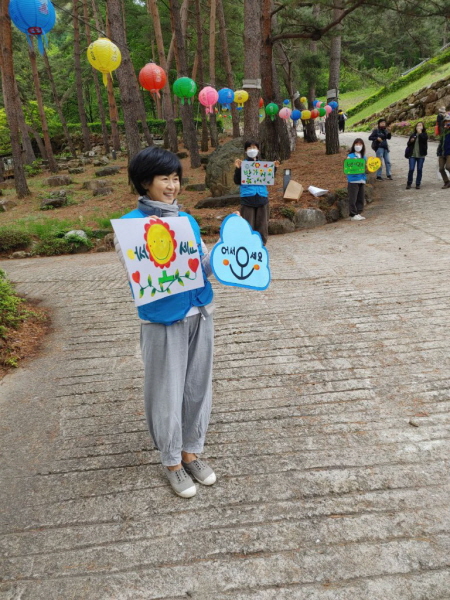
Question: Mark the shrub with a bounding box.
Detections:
[0,269,24,338]
[32,235,92,256]
[279,207,296,221]
[0,230,32,253]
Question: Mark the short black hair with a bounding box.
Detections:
[349,138,365,157]
[378,118,386,126]
[244,140,260,150]
[128,147,182,196]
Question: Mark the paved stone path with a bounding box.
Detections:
[1,133,450,599]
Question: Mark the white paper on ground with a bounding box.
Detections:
[308,185,329,197]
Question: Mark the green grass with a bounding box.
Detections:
[92,211,123,229]
[347,62,450,129]
[339,87,379,111]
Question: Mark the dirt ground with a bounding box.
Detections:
[0,135,348,242]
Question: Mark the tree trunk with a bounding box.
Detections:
[242,0,261,142]
[0,2,30,197]
[73,0,91,151]
[166,0,189,71]
[28,125,47,159]
[107,0,144,159]
[83,0,110,154]
[13,79,36,164]
[259,0,290,160]
[325,0,343,155]
[194,0,209,152]
[91,0,121,152]
[217,0,239,138]
[169,0,201,168]
[43,50,77,157]
[208,0,219,147]
[28,42,58,172]
[0,154,4,182]
[146,0,178,152]
[303,21,319,144]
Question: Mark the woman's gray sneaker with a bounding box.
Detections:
[163,466,197,498]
[182,458,217,485]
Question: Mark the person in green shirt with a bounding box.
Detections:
[405,122,428,190]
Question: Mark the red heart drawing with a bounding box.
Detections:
[188,258,199,273]
[131,271,140,284]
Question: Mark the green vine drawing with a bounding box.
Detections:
[138,269,197,298]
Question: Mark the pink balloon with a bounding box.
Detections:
[325,105,333,114]
[279,107,292,120]
[199,86,219,113]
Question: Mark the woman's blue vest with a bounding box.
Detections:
[121,209,213,326]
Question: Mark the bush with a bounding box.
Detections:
[279,207,296,221]
[0,230,32,253]
[0,269,24,338]
[32,235,92,256]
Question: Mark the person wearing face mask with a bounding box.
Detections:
[346,138,367,221]
[405,122,428,190]
[369,118,392,180]
[437,114,450,189]
[233,140,280,245]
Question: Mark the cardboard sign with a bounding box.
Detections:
[283,180,303,201]
[367,156,382,173]
[344,158,366,175]
[112,216,204,307]
[210,215,270,290]
[241,160,275,185]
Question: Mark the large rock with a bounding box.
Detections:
[0,199,17,212]
[93,187,113,197]
[82,179,112,191]
[95,166,120,177]
[185,183,206,192]
[205,137,243,197]
[195,194,241,209]
[41,192,68,209]
[293,208,327,230]
[47,175,72,186]
[68,167,85,174]
[268,219,295,235]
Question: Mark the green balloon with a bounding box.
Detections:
[173,77,197,103]
[265,102,279,116]
[318,107,326,117]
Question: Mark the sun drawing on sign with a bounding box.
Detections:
[144,217,177,268]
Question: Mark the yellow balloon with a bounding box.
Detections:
[234,90,249,107]
[300,96,307,103]
[302,109,311,119]
[87,38,122,86]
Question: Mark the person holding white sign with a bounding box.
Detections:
[234,140,280,245]
[114,147,216,498]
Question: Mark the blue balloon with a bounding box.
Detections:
[329,101,338,109]
[9,0,56,54]
[218,87,234,110]
[283,99,290,105]
[290,109,301,121]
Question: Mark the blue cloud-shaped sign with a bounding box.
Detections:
[210,215,271,290]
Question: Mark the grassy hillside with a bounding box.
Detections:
[347,62,450,129]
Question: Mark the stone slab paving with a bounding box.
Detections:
[1,132,450,599]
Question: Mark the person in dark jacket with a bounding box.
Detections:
[405,122,428,190]
[437,114,450,189]
[368,118,392,180]
[436,107,447,136]
[234,140,279,245]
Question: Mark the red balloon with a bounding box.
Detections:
[310,109,319,119]
[259,98,264,108]
[139,63,167,93]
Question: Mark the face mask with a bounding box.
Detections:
[354,145,363,152]
[246,149,258,158]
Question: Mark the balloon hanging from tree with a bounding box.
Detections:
[279,107,292,120]
[234,90,249,110]
[265,103,279,121]
[290,109,301,124]
[139,63,167,97]
[173,77,197,104]
[218,88,234,110]
[87,38,122,86]
[199,86,219,114]
[9,0,56,54]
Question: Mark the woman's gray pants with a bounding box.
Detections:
[140,314,214,466]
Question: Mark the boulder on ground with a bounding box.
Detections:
[195,194,241,209]
[65,230,88,240]
[82,179,112,191]
[205,137,243,197]
[95,166,120,177]
[41,196,68,210]
[185,183,206,192]
[293,208,327,230]
[68,167,85,174]
[268,219,295,235]
[0,199,17,212]
[11,251,28,259]
[93,187,113,197]
[46,175,72,186]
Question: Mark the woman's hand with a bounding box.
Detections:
[234,159,242,168]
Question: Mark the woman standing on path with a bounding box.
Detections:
[405,122,428,190]
[346,138,367,221]
[369,118,392,180]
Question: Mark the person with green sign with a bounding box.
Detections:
[346,138,367,221]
